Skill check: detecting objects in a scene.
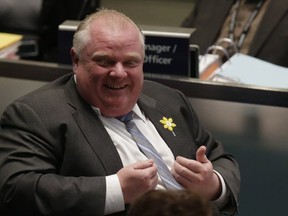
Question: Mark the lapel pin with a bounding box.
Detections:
[160,117,176,136]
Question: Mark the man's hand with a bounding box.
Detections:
[117,159,158,203]
[172,146,221,200]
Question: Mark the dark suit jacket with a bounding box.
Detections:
[182,0,288,67]
[0,74,240,216]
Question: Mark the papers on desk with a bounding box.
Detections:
[0,33,23,59]
[199,54,221,80]
[202,53,288,89]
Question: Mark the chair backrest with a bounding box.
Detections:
[0,0,42,35]
[0,0,101,61]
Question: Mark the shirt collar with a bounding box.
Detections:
[92,104,146,123]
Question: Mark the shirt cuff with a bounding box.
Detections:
[213,170,228,208]
[105,174,125,215]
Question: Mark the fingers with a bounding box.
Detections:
[175,156,203,173]
[132,159,155,170]
[172,157,202,183]
[124,159,158,182]
[135,160,158,182]
[172,146,213,189]
[196,146,209,163]
[117,160,158,203]
[131,160,158,181]
[173,155,221,200]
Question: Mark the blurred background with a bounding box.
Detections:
[1,1,288,215]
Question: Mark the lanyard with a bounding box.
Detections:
[229,0,265,50]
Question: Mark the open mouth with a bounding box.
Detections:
[105,84,128,90]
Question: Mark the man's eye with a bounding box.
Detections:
[125,61,139,68]
[95,59,112,67]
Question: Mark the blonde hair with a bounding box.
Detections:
[72,8,145,55]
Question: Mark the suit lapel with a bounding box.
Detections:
[138,94,194,158]
[72,111,124,175]
[64,77,123,175]
[249,1,288,55]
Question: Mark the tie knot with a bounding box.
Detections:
[117,111,134,123]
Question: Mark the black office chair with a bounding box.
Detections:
[0,0,100,62]
[36,0,101,62]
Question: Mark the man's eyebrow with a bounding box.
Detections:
[125,52,141,59]
[91,51,142,60]
[92,51,109,58]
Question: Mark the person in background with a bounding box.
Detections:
[182,0,288,67]
[128,189,213,216]
[0,9,240,216]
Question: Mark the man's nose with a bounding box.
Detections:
[110,63,127,77]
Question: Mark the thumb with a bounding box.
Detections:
[196,146,209,163]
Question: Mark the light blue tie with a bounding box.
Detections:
[118,112,183,190]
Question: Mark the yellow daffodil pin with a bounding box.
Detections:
[160,117,176,136]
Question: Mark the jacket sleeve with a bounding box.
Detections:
[0,101,106,216]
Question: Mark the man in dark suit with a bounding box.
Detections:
[182,0,288,68]
[0,9,240,216]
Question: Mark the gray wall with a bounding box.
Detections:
[190,98,288,216]
[0,77,46,115]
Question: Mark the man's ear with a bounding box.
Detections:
[70,48,79,71]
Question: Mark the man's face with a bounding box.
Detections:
[72,20,144,117]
